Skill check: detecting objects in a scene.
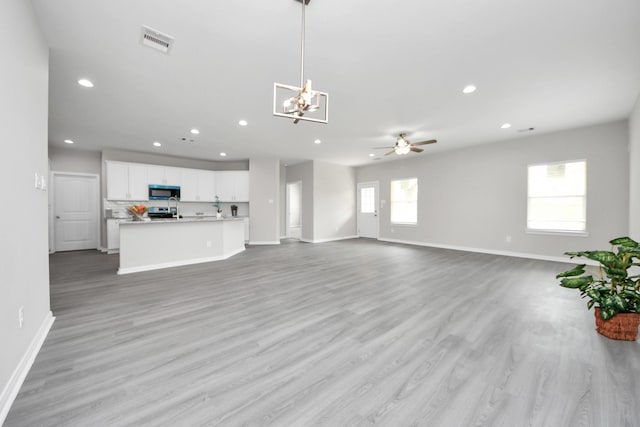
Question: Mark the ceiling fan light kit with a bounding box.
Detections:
[376,133,438,156]
[273,0,328,124]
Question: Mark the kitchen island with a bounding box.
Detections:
[118,217,245,274]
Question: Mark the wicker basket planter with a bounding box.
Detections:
[594,308,640,341]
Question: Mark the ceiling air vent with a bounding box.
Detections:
[140,26,174,54]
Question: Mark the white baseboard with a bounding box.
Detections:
[249,241,281,245]
[300,235,359,244]
[378,237,592,265]
[0,311,55,425]
[117,247,246,275]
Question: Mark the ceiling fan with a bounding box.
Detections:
[375,133,437,156]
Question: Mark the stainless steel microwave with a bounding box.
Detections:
[148,184,180,200]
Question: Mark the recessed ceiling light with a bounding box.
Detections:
[369,153,375,157]
[64,139,74,144]
[190,128,200,135]
[462,85,476,94]
[238,120,248,126]
[153,141,161,147]
[220,152,227,157]
[77,79,94,88]
[314,139,322,144]
[501,123,512,129]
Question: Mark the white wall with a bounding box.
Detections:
[249,158,280,244]
[101,148,249,171]
[313,162,357,242]
[629,96,640,240]
[0,0,52,421]
[286,162,314,241]
[49,146,101,175]
[357,121,629,259]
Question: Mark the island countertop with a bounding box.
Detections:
[118,216,246,274]
[119,216,244,225]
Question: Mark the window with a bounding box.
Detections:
[390,178,418,224]
[360,187,375,213]
[527,160,586,232]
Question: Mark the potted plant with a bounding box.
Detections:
[557,236,640,340]
[214,196,222,218]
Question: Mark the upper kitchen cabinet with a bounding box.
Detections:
[106,161,148,200]
[216,171,250,202]
[148,165,182,187]
[181,169,216,202]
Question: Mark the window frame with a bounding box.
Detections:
[526,159,588,237]
[390,177,419,226]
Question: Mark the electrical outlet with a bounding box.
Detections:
[391,228,395,233]
[505,235,512,243]
[206,240,212,247]
[34,173,39,189]
[18,306,24,328]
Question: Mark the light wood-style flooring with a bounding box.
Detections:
[6,239,640,426]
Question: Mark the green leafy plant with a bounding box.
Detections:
[557,237,640,320]
[214,195,222,213]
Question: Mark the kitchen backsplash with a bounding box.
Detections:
[104,199,249,219]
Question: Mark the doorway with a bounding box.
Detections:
[357,181,379,239]
[286,181,302,239]
[51,172,100,252]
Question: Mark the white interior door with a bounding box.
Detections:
[357,181,379,239]
[286,181,302,239]
[54,174,99,251]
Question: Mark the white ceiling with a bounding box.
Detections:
[32,0,640,167]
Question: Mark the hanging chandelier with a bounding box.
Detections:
[273,0,329,124]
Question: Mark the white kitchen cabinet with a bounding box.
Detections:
[148,165,182,186]
[147,166,165,186]
[180,169,216,202]
[106,161,149,201]
[180,169,199,201]
[243,217,249,242]
[106,219,120,253]
[198,171,216,202]
[215,171,234,201]
[216,171,250,202]
[106,162,129,200]
[165,167,182,186]
[128,164,149,200]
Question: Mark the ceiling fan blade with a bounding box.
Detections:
[410,147,424,153]
[384,149,396,156]
[372,146,393,149]
[411,139,437,146]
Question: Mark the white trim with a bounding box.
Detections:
[301,235,359,244]
[248,240,281,245]
[117,247,246,275]
[378,237,599,265]
[0,311,55,425]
